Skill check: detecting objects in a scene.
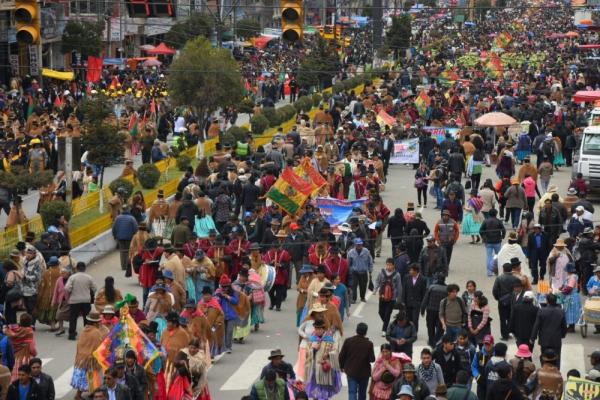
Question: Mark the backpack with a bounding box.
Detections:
[541,140,554,157]
[381,272,396,302]
[441,296,467,325]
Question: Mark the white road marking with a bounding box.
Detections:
[220,349,271,391]
[351,290,374,318]
[54,366,75,399]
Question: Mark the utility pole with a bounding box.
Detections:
[372,0,382,49]
[105,13,111,57]
[65,136,73,203]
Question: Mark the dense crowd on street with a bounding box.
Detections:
[1,0,600,399]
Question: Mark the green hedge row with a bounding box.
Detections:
[240,73,375,138]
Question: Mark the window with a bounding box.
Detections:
[70,0,107,15]
[582,133,600,155]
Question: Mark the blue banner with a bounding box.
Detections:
[316,197,368,226]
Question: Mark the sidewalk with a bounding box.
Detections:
[0,96,293,228]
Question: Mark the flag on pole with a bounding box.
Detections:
[128,113,139,137]
[414,91,431,118]
[267,167,315,214]
[438,70,460,87]
[376,109,396,127]
[294,158,327,196]
[93,305,161,370]
[485,53,503,79]
[53,95,63,109]
[494,32,512,48]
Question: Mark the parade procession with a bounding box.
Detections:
[5,0,600,398]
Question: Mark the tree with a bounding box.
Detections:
[297,37,339,89]
[235,19,261,39]
[82,123,127,188]
[61,20,104,58]
[168,37,244,130]
[165,13,214,49]
[80,97,126,188]
[385,14,411,59]
[79,95,112,124]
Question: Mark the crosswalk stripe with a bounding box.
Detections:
[54,366,75,399]
[220,350,271,391]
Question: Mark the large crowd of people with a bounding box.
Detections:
[1,0,600,399]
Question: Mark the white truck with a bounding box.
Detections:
[574,125,600,189]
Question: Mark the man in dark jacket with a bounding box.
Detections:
[538,198,562,244]
[115,359,142,400]
[432,334,462,388]
[578,228,600,294]
[112,207,138,271]
[175,193,199,224]
[339,322,376,400]
[509,291,538,350]
[448,149,465,178]
[6,365,42,400]
[530,293,567,368]
[101,368,132,400]
[488,363,525,400]
[418,236,448,282]
[284,224,306,284]
[482,343,511,400]
[527,224,551,284]
[29,358,54,400]
[479,208,506,276]
[402,264,428,331]
[124,351,147,400]
[392,363,430,400]
[420,273,447,347]
[492,263,521,341]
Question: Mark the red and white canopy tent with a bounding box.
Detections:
[145,43,176,55]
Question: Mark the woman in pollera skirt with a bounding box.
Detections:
[462,189,484,244]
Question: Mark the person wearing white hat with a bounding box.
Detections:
[567,205,593,238]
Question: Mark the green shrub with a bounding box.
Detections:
[261,107,280,127]
[250,114,269,135]
[29,170,54,189]
[276,109,289,125]
[293,98,306,113]
[176,154,192,171]
[39,200,72,229]
[312,93,323,107]
[238,97,255,114]
[295,96,313,113]
[109,178,135,200]
[226,125,251,143]
[332,82,346,94]
[221,132,236,148]
[137,163,161,189]
[280,105,297,121]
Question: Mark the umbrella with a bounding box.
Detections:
[565,31,580,38]
[474,112,517,127]
[578,44,600,50]
[146,43,176,55]
[143,58,162,67]
[140,44,155,51]
[573,90,600,103]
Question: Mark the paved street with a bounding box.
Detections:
[35,161,597,399]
